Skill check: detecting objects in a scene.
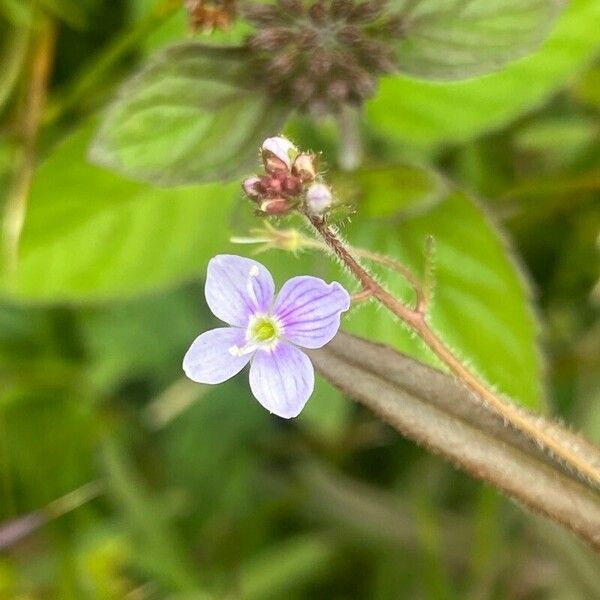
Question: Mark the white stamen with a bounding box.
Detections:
[246,266,260,308]
[228,343,258,357]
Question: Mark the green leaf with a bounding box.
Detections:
[90,43,289,186]
[79,285,203,391]
[309,331,600,548]
[1,0,92,27]
[369,0,600,145]
[240,535,334,600]
[299,376,350,440]
[39,0,92,27]
[0,0,32,26]
[4,394,96,506]
[576,64,600,109]
[0,123,241,302]
[392,0,563,80]
[102,440,201,592]
[159,378,269,521]
[336,166,542,409]
[513,116,597,168]
[332,164,447,219]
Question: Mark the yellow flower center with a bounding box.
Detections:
[250,317,279,343]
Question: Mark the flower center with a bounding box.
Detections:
[229,315,281,357]
[250,316,279,343]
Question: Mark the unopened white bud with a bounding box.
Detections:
[261,136,298,171]
[305,183,333,215]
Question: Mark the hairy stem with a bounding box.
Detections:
[306,214,600,489]
[303,237,426,311]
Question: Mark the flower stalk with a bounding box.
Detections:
[237,134,600,487]
[231,222,426,309]
[303,212,600,489]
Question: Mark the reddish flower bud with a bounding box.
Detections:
[257,171,303,199]
[185,0,234,32]
[308,0,327,23]
[292,153,317,182]
[249,28,292,51]
[282,174,303,196]
[328,79,349,102]
[261,173,283,195]
[246,0,396,114]
[242,176,262,200]
[309,47,332,77]
[260,198,292,215]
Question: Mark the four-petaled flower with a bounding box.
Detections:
[183,255,350,418]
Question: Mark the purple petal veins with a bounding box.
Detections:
[249,342,314,419]
[205,255,275,327]
[274,276,351,349]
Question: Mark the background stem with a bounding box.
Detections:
[336,105,363,171]
[2,16,56,273]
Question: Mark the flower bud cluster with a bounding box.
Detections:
[243,136,334,217]
[245,0,401,114]
[185,0,235,32]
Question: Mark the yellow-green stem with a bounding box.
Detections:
[3,17,56,273]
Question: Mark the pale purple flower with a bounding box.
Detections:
[183,255,350,418]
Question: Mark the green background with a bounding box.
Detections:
[0,0,599,597]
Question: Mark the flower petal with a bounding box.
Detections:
[261,136,297,170]
[205,255,275,327]
[249,343,314,419]
[274,276,350,349]
[305,182,333,215]
[183,327,251,384]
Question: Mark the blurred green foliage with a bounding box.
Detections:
[368,0,600,145]
[0,0,599,598]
